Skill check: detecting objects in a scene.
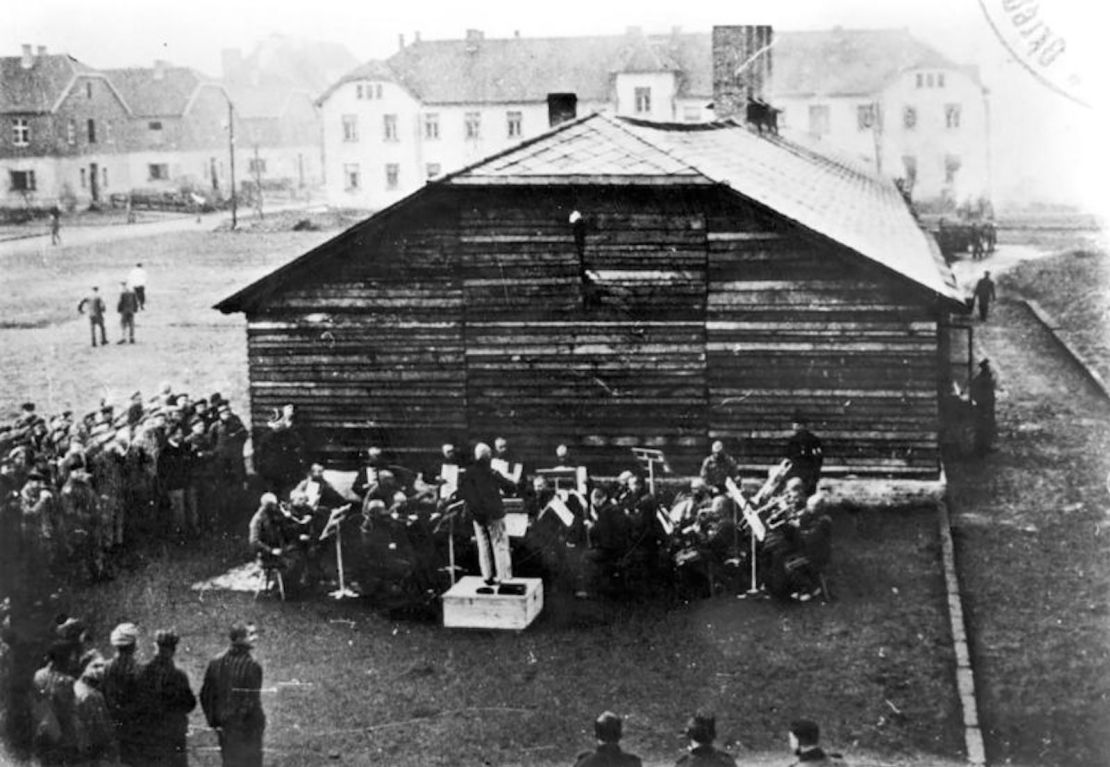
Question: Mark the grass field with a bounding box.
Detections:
[945,248,1110,767]
[57,506,961,767]
[0,226,967,766]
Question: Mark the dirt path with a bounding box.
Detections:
[945,295,1110,766]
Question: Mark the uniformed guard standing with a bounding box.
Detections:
[784,415,824,496]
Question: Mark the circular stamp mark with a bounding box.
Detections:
[977,0,1095,108]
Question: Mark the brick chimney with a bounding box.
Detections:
[712,25,773,120]
[20,44,33,69]
[465,29,483,53]
[36,46,47,57]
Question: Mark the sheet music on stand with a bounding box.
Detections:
[490,458,523,484]
[542,495,576,528]
[631,447,669,494]
[726,477,766,542]
[439,464,462,501]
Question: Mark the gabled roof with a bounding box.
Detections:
[217,112,962,314]
[319,28,964,107]
[103,66,216,117]
[450,113,961,304]
[0,54,95,113]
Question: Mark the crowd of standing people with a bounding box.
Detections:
[10,614,266,767]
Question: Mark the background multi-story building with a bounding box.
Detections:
[319,26,989,211]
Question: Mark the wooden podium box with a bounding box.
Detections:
[442,576,544,630]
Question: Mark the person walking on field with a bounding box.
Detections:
[117,281,138,344]
[128,263,148,310]
[77,287,108,347]
[50,206,61,246]
[973,271,996,322]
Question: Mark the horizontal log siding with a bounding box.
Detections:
[459,187,709,473]
[239,186,942,477]
[246,197,467,465]
[705,219,940,477]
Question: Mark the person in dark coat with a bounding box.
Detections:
[253,405,306,498]
[970,358,997,455]
[788,719,846,766]
[574,711,642,767]
[784,415,824,495]
[30,642,77,765]
[675,711,738,767]
[72,649,118,766]
[102,622,143,766]
[137,629,196,767]
[973,271,996,322]
[200,622,265,767]
[157,425,195,537]
[117,281,138,344]
[459,442,516,585]
[77,287,108,347]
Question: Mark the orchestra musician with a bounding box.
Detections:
[351,446,388,501]
[248,493,310,588]
[621,474,667,584]
[700,440,739,495]
[292,463,347,516]
[762,479,831,601]
[583,484,629,598]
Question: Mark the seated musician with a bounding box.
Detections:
[621,475,666,581]
[700,440,738,495]
[764,479,830,601]
[248,493,308,582]
[582,484,630,597]
[351,447,388,500]
[293,463,347,515]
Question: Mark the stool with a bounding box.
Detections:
[255,561,285,601]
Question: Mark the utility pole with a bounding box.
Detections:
[228,98,237,230]
[253,144,264,220]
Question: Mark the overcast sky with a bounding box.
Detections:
[5,0,1106,213]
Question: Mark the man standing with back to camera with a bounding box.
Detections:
[201,622,265,767]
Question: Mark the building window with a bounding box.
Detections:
[426,162,441,179]
[944,154,961,185]
[424,113,439,140]
[683,106,701,122]
[12,118,30,146]
[465,112,481,139]
[248,157,266,174]
[383,114,398,141]
[356,84,364,99]
[385,163,399,189]
[67,120,76,145]
[342,114,358,142]
[9,170,35,191]
[634,87,651,114]
[148,163,169,181]
[86,82,92,99]
[857,103,876,131]
[945,103,962,129]
[937,73,946,88]
[903,106,917,130]
[343,163,360,191]
[808,104,830,136]
[375,83,383,99]
[148,120,163,131]
[101,167,108,188]
[80,168,87,188]
[902,156,918,187]
[916,73,923,88]
[86,119,96,143]
[506,111,522,138]
[148,120,163,144]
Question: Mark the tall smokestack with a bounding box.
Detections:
[712,25,773,120]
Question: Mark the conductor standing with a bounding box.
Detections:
[460,442,516,586]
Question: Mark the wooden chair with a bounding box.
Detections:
[254,559,286,601]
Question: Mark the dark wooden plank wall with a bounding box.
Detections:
[705,202,941,476]
[246,196,467,466]
[242,185,943,477]
[459,186,710,473]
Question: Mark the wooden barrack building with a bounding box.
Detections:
[216,113,969,478]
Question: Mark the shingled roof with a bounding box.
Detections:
[217,111,962,314]
[0,54,97,113]
[104,66,215,117]
[321,28,964,107]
